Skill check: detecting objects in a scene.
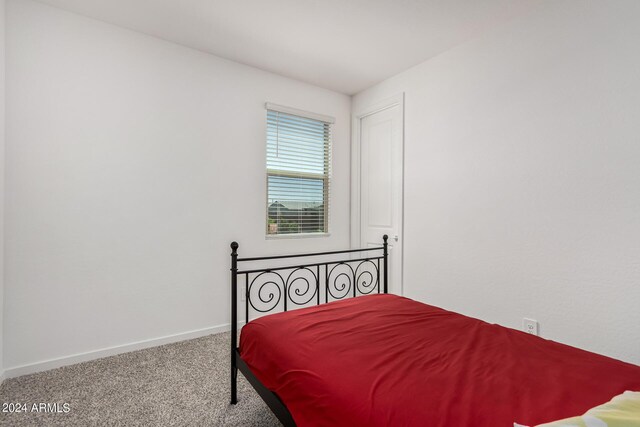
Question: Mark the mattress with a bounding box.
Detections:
[239,294,640,426]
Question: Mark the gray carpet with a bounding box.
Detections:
[0,332,281,426]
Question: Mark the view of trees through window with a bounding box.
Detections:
[266,109,331,235]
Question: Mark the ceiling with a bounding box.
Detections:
[34,0,540,95]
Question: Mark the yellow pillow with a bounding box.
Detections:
[514,391,640,427]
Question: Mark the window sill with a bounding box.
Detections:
[265,232,331,240]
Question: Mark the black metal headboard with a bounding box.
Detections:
[229,235,388,406]
[231,235,388,324]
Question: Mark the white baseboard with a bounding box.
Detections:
[3,323,234,380]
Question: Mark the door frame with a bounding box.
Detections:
[350,93,405,294]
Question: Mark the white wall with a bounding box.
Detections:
[353,0,640,364]
[4,0,351,373]
[0,0,5,380]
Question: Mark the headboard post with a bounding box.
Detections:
[382,235,389,294]
[230,241,239,404]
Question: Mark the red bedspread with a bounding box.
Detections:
[239,294,640,426]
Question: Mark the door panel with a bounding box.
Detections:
[359,103,403,295]
[366,120,393,227]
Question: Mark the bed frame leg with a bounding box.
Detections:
[231,366,237,404]
[231,349,237,404]
[230,241,239,405]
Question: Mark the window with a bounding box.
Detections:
[266,103,332,236]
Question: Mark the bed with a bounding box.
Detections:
[229,237,640,426]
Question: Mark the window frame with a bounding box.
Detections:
[265,104,333,238]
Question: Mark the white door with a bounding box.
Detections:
[357,97,403,295]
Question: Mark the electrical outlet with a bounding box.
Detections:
[523,318,539,336]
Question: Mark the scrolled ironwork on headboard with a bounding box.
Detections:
[231,235,388,325]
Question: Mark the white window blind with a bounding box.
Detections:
[266,106,331,235]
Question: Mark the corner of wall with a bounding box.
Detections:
[1,0,6,383]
